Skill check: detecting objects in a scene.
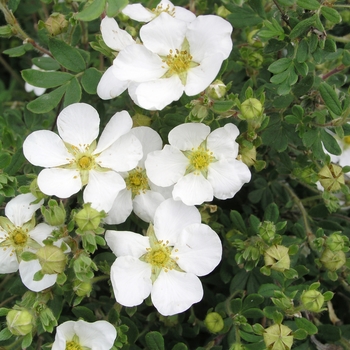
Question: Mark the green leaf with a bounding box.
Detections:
[297,0,320,10]
[268,58,292,74]
[106,0,128,17]
[296,39,309,63]
[0,328,13,341]
[22,332,33,349]
[295,318,318,335]
[21,251,37,261]
[241,308,265,319]
[145,331,165,350]
[226,4,263,28]
[0,25,13,37]
[81,67,103,94]
[319,82,342,116]
[212,100,235,113]
[258,284,281,297]
[293,329,308,340]
[324,38,337,53]
[63,77,82,107]
[27,84,67,114]
[32,56,60,70]
[21,69,73,88]
[0,153,11,168]
[294,61,309,77]
[230,210,247,234]
[242,294,264,310]
[231,298,242,314]
[172,343,188,350]
[3,43,32,57]
[342,50,350,66]
[75,0,106,21]
[320,129,341,155]
[48,38,86,73]
[72,306,96,322]
[264,203,279,222]
[321,6,342,24]
[290,15,316,40]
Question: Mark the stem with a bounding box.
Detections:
[272,0,290,26]
[0,54,24,86]
[322,64,346,80]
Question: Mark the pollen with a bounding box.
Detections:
[165,49,192,76]
[153,3,175,17]
[125,168,150,197]
[10,228,28,247]
[189,148,213,171]
[78,156,92,170]
[65,340,83,350]
[344,136,350,145]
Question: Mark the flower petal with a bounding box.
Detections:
[97,66,129,100]
[113,44,166,82]
[105,188,133,225]
[0,247,19,273]
[38,168,82,198]
[208,159,251,199]
[207,123,240,159]
[122,3,155,22]
[133,191,165,223]
[93,110,133,155]
[52,321,76,350]
[97,134,142,172]
[83,170,126,212]
[172,172,213,205]
[129,76,184,110]
[154,198,200,244]
[172,223,222,276]
[57,103,99,149]
[174,5,196,22]
[145,145,188,187]
[5,193,43,226]
[110,256,152,307]
[23,130,73,167]
[29,223,56,245]
[187,15,233,62]
[19,259,57,292]
[105,230,150,257]
[168,123,210,150]
[140,12,187,55]
[101,17,135,51]
[151,269,203,316]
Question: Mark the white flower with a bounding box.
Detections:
[105,126,172,224]
[52,320,117,350]
[112,12,233,110]
[105,198,222,316]
[145,123,251,205]
[0,194,61,291]
[23,103,143,212]
[122,0,196,23]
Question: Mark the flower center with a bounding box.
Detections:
[147,245,171,267]
[66,340,83,350]
[78,155,93,170]
[125,168,150,197]
[344,136,350,145]
[10,228,28,247]
[165,49,193,76]
[184,146,215,177]
[153,3,175,17]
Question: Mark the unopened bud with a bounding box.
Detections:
[45,13,68,36]
[326,233,345,251]
[301,290,325,312]
[73,280,92,297]
[190,104,209,122]
[259,221,276,242]
[75,203,105,232]
[240,145,257,167]
[6,309,33,336]
[206,79,227,99]
[41,199,66,226]
[264,245,290,272]
[36,245,66,274]
[240,98,263,120]
[318,164,344,192]
[204,312,224,333]
[216,6,231,18]
[320,248,346,271]
[263,324,293,350]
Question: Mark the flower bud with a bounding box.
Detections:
[73,280,92,297]
[74,203,105,232]
[240,98,263,120]
[41,199,66,226]
[215,5,231,18]
[264,245,290,272]
[6,309,33,336]
[318,164,344,192]
[44,13,68,36]
[320,248,346,271]
[190,104,209,122]
[30,177,47,200]
[204,312,224,333]
[240,145,257,167]
[205,79,227,99]
[301,290,325,312]
[259,221,276,242]
[132,113,151,127]
[36,245,66,274]
[326,233,345,251]
[263,324,293,350]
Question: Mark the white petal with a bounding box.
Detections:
[97,67,129,100]
[153,198,200,244]
[207,123,240,159]
[129,127,163,167]
[140,12,187,55]
[97,134,142,172]
[129,76,184,110]
[122,3,155,22]
[101,17,135,51]
[145,145,188,187]
[151,269,203,316]
[113,44,166,82]
[174,6,196,22]
[33,86,46,96]
[38,168,82,198]
[185,53,224,96]
[168,123,210,150]
[149,180,174,199]
[75,320,117,350]
[94,110,133,154]
[133,191,165,223]
[104,188,133,225]
[110,256,152,307]
[0,247,19,273]
[172,172,213,205]
[19,260,57,292]
[5,193,43,226]
[23,130,73,167]
[105,230,150,257]
[52,321,76,350]
[187,15,233,62]
[172,223,222,276]
[57,103,99,149]
[29,223,56,245]
[83,170,126,212]
[208,159,251,199]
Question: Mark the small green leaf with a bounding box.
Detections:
[21,332,33,349]
[63,77,82,107]
[81,67,103,94]
[0,25,13,37]
[321,6,342,24]
[230,210,247,234]
[171,343,188,350]
[3,43,32,57]
[0,328,13,341]
[212,100,235,113]
[242,294,264,310]
[231,298,242,314]
[290,15,316,40]
[295,318,318,335]
[320,129,341,155]
[264,203,279,222]
[21,69,73,88]
[145,331,165,350]
[297,0,320,10]
[32,56,60,70]
[75,0,106,21]
[258,284,282,297]
[0,153,11,168]
[293,329,308,340]
[296,39,309,63]
[342,50,350,66]
[319,82,342,116]
[324,38,336,53]
[268,58,292,74]
[72,306,96,322]
[106,0,128,17]
[226,4,263,28]
[294,61,309,77]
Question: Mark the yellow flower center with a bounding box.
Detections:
[125,168,150,197]
[344,136,350,145]
[11,228,28,247]
[153,3,175,17]
[66,340,83,350]
[189,149,213,170]
[78,156,93,170]
[147,246,170,267]
[165,49,193,76]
